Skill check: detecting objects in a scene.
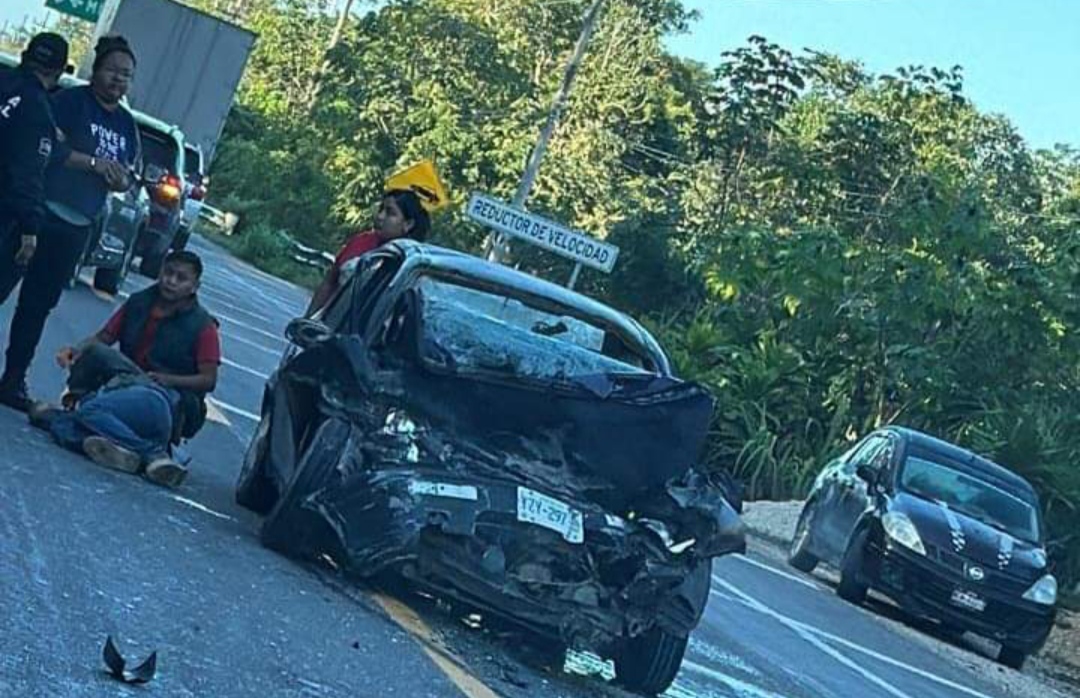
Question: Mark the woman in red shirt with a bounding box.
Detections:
[306,189,431,315]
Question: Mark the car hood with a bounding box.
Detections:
[890,493,1047,579]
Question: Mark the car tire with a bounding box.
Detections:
[93,265,125,295]
[259,417,347,558]
[614,627,689,696]
[837,528,870,605]
[998,646,1027,670]
[235,406,277,515]
[788,504,819,573]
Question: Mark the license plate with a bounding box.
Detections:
[950,588,986,612]
[516,487,584,544]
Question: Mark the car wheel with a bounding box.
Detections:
[235,406,277,515]
[837,528,870,605]
[93,266,123,295]
[614,626,689,696]
[259,417,347,558]
[998,645,1027,670]
[788,504,819,573]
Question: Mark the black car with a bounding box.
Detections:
[236,241,745,695]
[789,427,1057,668]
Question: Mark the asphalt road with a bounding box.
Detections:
[0,236,1049,698]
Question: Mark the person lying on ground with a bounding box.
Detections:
[30,250,220,487]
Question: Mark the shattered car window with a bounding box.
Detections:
[416,277,651,380]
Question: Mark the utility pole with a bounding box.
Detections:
[487,0,607,270]
[308,0,357,112]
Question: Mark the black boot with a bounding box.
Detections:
[0,373,31,412]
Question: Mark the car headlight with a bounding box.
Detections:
[1022,574,1057,605]
[882,512,926,555]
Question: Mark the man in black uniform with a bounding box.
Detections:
[0,33,68,409]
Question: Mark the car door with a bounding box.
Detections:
[815,434,885,561]
[833,433,897,551]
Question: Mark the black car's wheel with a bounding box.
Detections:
[235,405,277,515]
[788,504,819,573]
[93,260,128,295]
[614,626,689,696]
[998,646,1027,670]
[260,417,347,558]
[837,528,870,605]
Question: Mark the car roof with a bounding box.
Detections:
[383,240,672,374]
[883,426,1037,499]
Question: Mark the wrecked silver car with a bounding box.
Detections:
[236,241,745,694]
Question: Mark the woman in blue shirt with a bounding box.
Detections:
[0,36,141,411]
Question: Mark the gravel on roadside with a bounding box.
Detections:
[740,500,1080,698]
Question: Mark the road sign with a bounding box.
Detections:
[466,193,619,274]
[46,0,105,23]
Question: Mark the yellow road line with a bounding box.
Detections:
[372,592,503,698]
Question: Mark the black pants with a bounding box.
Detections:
[0,213,89,383]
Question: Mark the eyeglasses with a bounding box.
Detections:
[101,68,134,81]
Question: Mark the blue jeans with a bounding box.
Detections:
[49,383,176,462]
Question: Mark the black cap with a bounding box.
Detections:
[22,32,70,73]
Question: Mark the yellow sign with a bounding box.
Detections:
[385,160,449,213]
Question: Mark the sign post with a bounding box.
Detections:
[467,193,619,276]
[45,0,105,23]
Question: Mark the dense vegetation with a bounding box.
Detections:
[63,1,1080,588]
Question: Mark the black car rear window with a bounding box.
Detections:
[416,277,653,381]
[899,456,1040,542]
[140,127,179,175]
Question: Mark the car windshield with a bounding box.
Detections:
[415,276,652,381]
[899,456,1040,542]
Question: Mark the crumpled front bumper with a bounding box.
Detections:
[866,541,1056,653]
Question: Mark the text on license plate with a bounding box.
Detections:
[950,588,986,612]
[516,487,584,544]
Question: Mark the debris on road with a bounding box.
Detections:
[102,635,157,684]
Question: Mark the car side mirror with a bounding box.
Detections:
[855,464,877,485]
[285,317,333,349]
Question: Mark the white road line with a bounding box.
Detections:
[170,495,236,522]
[198,286,293,323]
[222,357,271,380]
[222,331,282,358]
[214,310,287,344]
[712,579,914,698]
[208,397,261,423]
[710,576,1000,698]
[679,659,788,698]
[731,554,823,591]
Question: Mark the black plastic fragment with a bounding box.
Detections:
[102,635,158,684]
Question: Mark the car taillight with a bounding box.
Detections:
[191,184,206,201]
[153,174,182,207]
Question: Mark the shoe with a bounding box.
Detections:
[27,400,60,430]
[144,457,188,488]
[0,377,31,412]
[82,436,142,474]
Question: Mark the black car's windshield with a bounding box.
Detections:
[416,276,653,381]
[899,456,1040,542]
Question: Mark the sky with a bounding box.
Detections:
[3,0,1077,149]
[667,0,1079,150]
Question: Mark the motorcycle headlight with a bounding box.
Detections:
[882,512,926,555]
[1022,574,1057,606]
